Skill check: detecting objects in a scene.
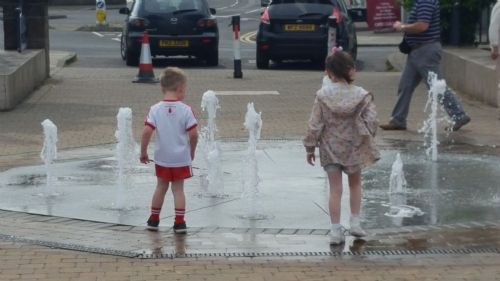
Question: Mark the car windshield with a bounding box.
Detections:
[142,0,204,13]
[270,0,336,4]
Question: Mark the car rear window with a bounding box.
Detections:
[142,0,204,13]
[270,0,337,5]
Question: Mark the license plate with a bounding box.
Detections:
[159,40,189,48]
[284,24,315,32]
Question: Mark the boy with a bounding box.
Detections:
[140,67,198,233]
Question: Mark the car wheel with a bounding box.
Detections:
[125,49,139,66]
[206,49,219,66]
[256,49,269,69]
[120,34,126,60]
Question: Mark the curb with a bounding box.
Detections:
[55,51,78,67]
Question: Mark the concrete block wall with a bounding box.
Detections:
[442,48,498,108]
[0,50,47,111]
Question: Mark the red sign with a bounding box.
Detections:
[367,0,401,32]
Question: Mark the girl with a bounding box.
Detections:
[303,48,380,245]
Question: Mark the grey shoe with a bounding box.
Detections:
[449,115,471,131]
[329,225,345,245]
[349,216,367,237]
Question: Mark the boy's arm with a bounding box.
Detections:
[188,127,198,160]
[140,126,154,163]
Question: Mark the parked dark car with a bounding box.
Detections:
[119,0,219,66]
[256,0,357,69]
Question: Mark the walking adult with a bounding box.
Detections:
[489,0,500,119]
[380,0,471,131]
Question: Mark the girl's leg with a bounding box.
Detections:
[347,171,362,216]
[151,177,170,209]
[327,169,343,224]
[348,170,366,237]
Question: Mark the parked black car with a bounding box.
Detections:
[256,0,357,69]
[119,0,219,66]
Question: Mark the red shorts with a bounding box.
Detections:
[155,165,193,181]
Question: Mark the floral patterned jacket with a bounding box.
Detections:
[303,82,380,168]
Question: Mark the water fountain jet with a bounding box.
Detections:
[199,90,225,197]
[40,119,58,197]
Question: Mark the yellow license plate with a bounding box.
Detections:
[159,40,189,47]
[284,24,315,32]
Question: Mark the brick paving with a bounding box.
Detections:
[1,55,500,279]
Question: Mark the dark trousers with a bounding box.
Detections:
[391,42,468,127]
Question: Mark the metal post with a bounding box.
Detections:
[232,15,243,79]
[327,16,338,56]
[96,0,107,26]
[16,0,27,53]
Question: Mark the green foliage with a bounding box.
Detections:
[397,0,496,45]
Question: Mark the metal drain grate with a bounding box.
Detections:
[137,248,500,259]
[0,234,140,258]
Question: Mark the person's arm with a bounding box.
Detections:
[394,20,429,34]
[188,127,198,160]
[140,126,154,164]
[360,93,378,137]
[303,95,325,166]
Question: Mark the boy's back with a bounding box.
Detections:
[145,100,197,168]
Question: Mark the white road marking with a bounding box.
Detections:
[230,0,239,8]
[92,32,104,37]
[112,38,121,42]
[248,59,256,64]
[244,8,261,14]
[215,91,279,96]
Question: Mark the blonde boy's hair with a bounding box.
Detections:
[160,67,187,91]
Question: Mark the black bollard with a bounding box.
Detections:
[449,0,460,46]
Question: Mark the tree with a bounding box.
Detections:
[398,0,496,45]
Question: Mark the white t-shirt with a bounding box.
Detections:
[145,99,198,167]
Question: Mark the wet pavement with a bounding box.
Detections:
[1,141,499,231]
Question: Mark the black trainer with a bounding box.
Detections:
[173,222,187,234]
[147,219,159,231]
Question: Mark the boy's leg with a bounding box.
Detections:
[147,177,170,230]
[347,170,366,237]
[171,180,187,233]
[151,177,170,211]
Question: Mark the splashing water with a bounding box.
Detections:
[199,91,224,197]
[385,153,424,221]
[40,119,58,196]
[241,102,265,219]
[389,153,407,194]
[419,72,449,161]
[114,108,137,209]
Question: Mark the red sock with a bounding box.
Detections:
[175,208,185,224]
[150,207,161,221]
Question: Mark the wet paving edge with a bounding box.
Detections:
[0,209,499,259]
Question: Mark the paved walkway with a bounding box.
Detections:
[1,35,500,281]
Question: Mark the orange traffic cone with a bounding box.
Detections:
[133,31,158,83]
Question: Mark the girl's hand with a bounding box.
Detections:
[307,153,315,166]
[140,153,150,164]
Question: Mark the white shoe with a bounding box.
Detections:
[329,225,345,245]
[349,216,367,237]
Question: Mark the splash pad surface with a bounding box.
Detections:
[0,141,499,230]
